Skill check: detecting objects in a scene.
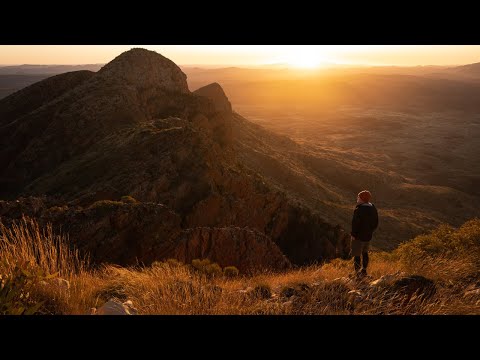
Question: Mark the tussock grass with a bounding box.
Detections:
[1,218,479,315]
[0,217,87,278]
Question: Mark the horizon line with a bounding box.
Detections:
[0,62,470,68]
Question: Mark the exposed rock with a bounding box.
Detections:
[347,289,364,305]
[96,299,138,315]
[0,198,183,266]
[0,198,291,271]
[98,48,189,93]
[194,82,232,113]
[48,201,183,266]
[0,48,352,269]
[370,274,397,287]
[173,227,291,272]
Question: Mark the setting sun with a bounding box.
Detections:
[283,47,325,68]
[0,45,480,315]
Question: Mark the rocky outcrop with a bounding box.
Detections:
[0,48,351,269]
[94,299,138,315]
[0,198,183,266]
[173,227,291,272]
[0,49,213,198]
[194,82,232,113]
[0,197,290,272]
[98,48,189,93]
[192,82,233,145]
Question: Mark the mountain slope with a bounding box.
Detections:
[0,48,350,268]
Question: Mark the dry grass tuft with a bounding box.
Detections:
[1,218,479,315]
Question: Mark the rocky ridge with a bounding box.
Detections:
[0,48,351,271]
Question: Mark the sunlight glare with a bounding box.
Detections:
[284,46,325,69]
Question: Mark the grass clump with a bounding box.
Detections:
[120,195,138,204]
[87,200,124,211]
[223,266,239,278]
[0,218,479,315]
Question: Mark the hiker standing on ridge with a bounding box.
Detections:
[351,190,378,277]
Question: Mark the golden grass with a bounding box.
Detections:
[1,218,479,315]
[0,217,88,278]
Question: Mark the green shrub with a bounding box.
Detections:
[191,258,211,271]
[151,261,163,268]
[0,262,57,315]
[394,219,480,267]
[191,259,223,277]
[223,266,239,278]
[87,200,123,210]
[166,258,183,267]
[120,196,138,204]
[205,263,222,276]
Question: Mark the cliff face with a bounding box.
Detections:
[0,48,350,270]
[193,82,232,113]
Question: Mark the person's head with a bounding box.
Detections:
[357,190,372,204]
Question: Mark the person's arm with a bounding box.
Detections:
[351,208,361,237]
[372,206,379,230]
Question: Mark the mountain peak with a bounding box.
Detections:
[98,48,189,93]
[194,82,232,113]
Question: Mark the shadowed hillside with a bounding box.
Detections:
[0,49,351,270]
[2,51,480,261]
[184,67,480,249]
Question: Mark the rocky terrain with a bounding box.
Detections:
[187,67,480,249]
[0,48,351,270]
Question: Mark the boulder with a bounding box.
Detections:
[173,227,291,273]
[96,299,138,315]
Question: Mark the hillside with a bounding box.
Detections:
[2,50,480,259]
[186,68,480,248]
[1,217,478,315]
[0,48,351,270]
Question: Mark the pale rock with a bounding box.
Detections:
[96,298,138,315]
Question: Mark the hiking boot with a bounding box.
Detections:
[359,269,367,278]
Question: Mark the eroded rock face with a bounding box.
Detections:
[0,48,351,269]
[0,197,290,272]
[0,198,183,266]
[173,227,291,273]
[194,83,232,113]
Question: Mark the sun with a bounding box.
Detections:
[285,47,325,69]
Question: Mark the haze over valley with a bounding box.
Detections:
[0,46,479,315]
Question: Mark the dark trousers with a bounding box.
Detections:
[354,253,369,272]
[351,238,370,272]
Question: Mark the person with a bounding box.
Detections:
[350,190,378,277]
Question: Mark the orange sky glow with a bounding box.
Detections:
[1,45,480,68]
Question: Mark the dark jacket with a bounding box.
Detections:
[351,202,378,241]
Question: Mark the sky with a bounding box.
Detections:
[1,45,480,68]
